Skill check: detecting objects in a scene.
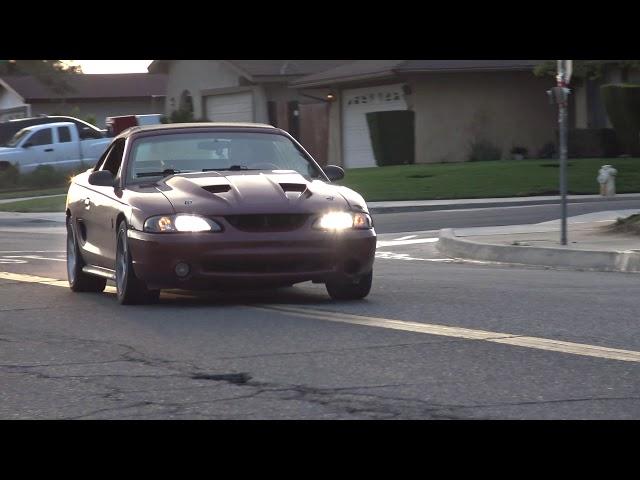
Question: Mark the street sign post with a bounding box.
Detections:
[557,60,572,246]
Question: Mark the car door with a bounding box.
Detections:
[54,125,81,170]
[83,139,127,269]
[22,127,56,170]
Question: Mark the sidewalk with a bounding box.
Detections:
[368,193,640,213]
[437,210,640,273]
[0,194,66,205]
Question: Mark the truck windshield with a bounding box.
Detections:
[5,129,30,148]
[127,131,324,183]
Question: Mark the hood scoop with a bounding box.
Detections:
[202,184,232,194]
[279,183,310,200]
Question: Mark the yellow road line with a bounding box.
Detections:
[3,270,640,364]
[255,305,640,364]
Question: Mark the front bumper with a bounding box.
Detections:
[127,227,376,290]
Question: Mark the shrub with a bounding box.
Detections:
[468,139,502,162]
[510,146,528,157]
[22,165,68,189]
[600,84,640,155]
[366,111,415,166]
[537,141,557,159]
[0,162,20,189]
[567,128,620,158]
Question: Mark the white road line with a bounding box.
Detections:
[7,270,640,364]
[2,255,65,262]
[377,238,439,248]
[394,235,417,241]
[0,250,65,253]
[255,305,640,364]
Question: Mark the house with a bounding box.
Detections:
[147,60,353,164]
[0,73,167,127]
[290,60,563,167]
[151,60,633,169]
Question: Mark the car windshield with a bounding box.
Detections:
[127,131,324,183]
[5,128,31,148]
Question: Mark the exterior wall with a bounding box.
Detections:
[327,95,342,166]
[574,82,588,129]
[0,85,24,110]
[165,61,242,118]
[409,71,556,163]
[29,98,165,127]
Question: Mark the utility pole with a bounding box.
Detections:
[548,60,572,245]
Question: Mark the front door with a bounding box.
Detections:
[81,139,126,269]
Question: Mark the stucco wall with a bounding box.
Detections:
[409,71,556,163]
[0,85,24,110]
[166,61,241,118]
[29,98,164,127]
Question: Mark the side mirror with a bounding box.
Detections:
[323,165,345,182]
[88,170,115,187]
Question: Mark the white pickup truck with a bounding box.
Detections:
[0,122,111,173]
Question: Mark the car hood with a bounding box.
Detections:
[0,146,19,155]
[153,170,366,215]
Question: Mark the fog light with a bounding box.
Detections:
[175,262,190,277]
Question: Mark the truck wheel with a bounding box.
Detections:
[326,271,373,300]
[67,217,107,293]
[115,222,159,305]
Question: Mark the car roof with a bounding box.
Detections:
[22,121,76,131]
[117,122,277,139]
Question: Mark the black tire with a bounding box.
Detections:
[67,217,107,293]
[325,271,373,300]
[115,221,160,305]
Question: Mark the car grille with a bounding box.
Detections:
[224,214,310,232]
[203,258,331,274]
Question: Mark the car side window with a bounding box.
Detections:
[28,128,53,146]
[58,126,72,143]
[101,139,125,176]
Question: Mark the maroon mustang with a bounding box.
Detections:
[65,123,376,305]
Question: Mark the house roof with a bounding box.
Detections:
[0,73,168,101]
[290,60,544,87]
[147,60,353,80]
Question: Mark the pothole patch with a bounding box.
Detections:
[190,372,252,384]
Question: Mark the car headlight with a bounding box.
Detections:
[313,211,372,231]
[144,214,222,233]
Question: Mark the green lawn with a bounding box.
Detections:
[337,158,640,202]
[0,196,66,213]
[0,187,67,200]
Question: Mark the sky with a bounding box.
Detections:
[69,60,153,74]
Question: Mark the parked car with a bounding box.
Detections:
[0,115,106,146]
[0,122,112,172]
[106,114,163,137]
[65,122,376,305]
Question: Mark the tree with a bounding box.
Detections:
[0,60,82,96]
[533,60,640,83]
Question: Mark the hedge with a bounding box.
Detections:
[600,84,640,155]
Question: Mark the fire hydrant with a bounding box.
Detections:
[597,165,618,197]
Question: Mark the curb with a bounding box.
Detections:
[368,195,640,214]
[436,228,640,273]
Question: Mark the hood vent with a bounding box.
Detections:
[279,183,309,200]
[202,184,231,194]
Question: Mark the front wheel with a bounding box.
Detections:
[115,222,159,305]
[67,217,106,293]
[325,271,373,300]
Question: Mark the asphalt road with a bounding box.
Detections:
[1,204,639,419]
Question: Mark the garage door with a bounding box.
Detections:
[342,84,408,168]
[205,92,254,122]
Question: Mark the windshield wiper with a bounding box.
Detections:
[136,169,191,178]
[202,165,260,172]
